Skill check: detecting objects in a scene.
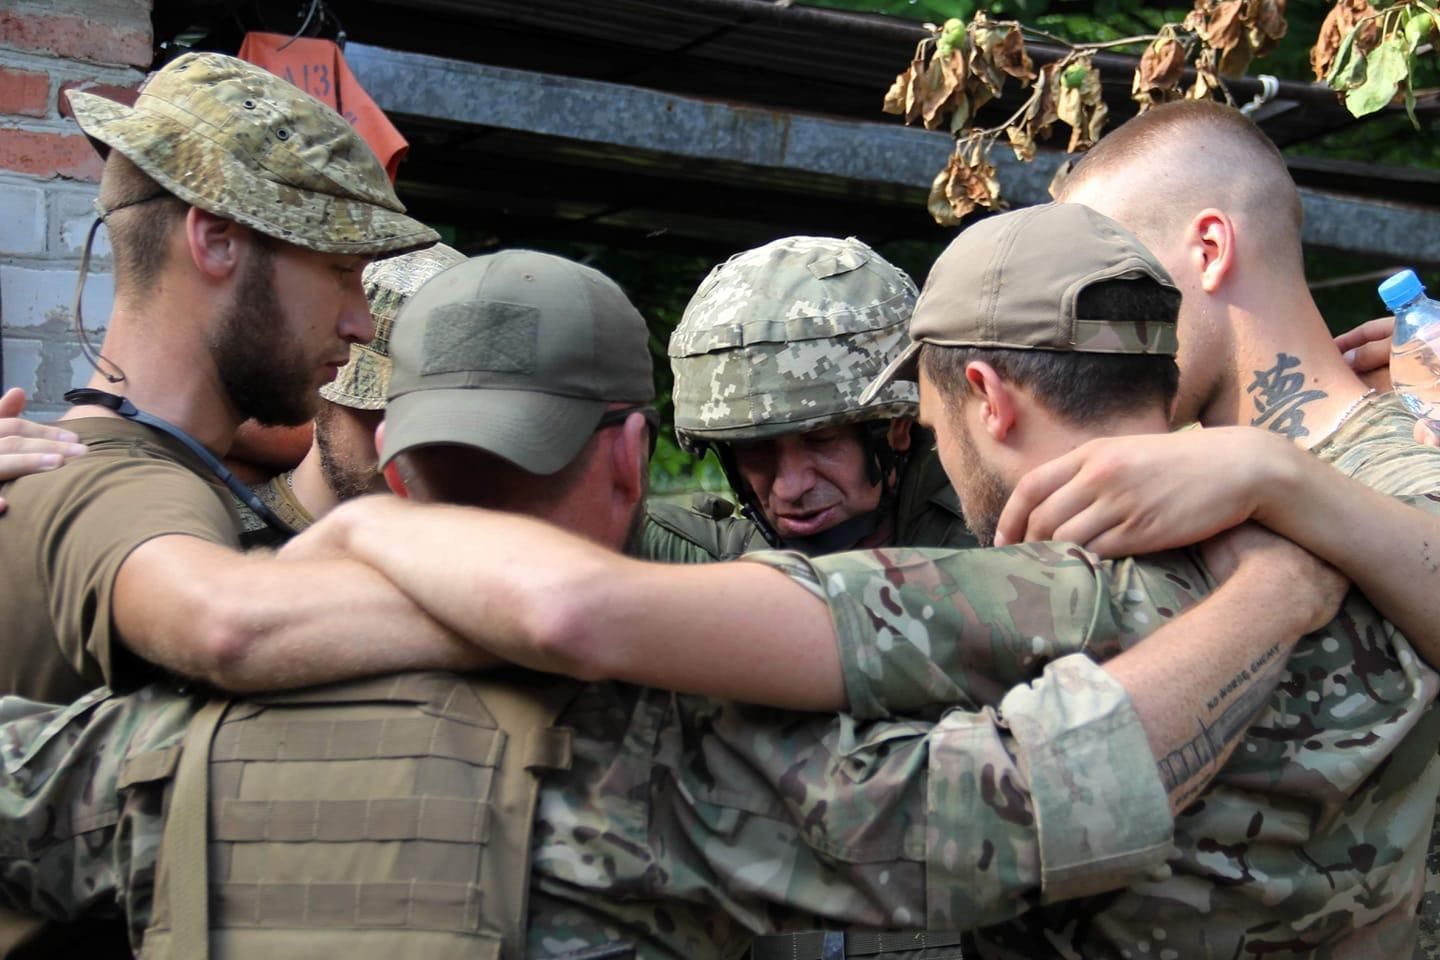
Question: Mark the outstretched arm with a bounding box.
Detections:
[293,497,1341,812]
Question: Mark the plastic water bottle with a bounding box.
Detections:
[1379,269,1440,417]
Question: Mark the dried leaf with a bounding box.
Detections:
[927,168,964,226]
[948,91,973,133]
[882,64,915,115]
[1133,35,1187,110]
[1202,0,1248,53]
[1188,48,1223,100]
[995,25,1036,82]
[919,55,962,129]
[969,14,1013,97]
[1047,159,1074,201]
[1311,0,1379,82]
[1250,0,1288,57]
[1007,122,1036,162]
[1056,55,1103,152]
[1219,28,1255,76]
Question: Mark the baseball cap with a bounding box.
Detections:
[320,243,466,410]
[381,250,656,474]
[65,52,438,256]
[862,202,1179,402]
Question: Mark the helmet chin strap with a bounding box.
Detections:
[709,420,908,555]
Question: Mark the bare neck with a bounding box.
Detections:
[290,444,340,520]
[1201,296,1370,448]
[62,294,243,454]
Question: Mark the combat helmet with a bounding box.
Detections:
[669,236,919,549]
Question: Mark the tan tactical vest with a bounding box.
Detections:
[137,671,578,960]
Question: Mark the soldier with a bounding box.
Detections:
[645,236,972,564]
[1024,99,1440,955]
[0,247,1339,959]
[288,205,1434,953]
[236,243,466,545]
[0,52,484,707]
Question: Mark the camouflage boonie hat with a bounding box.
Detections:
[864,203,1179,400]
[320,243,465,410]
[669,236,918,451]
[65,52,438,256]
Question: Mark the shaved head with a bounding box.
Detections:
[1058,100,1304,276]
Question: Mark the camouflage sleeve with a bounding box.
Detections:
[641,665,1173,933]
[746,543,1211,721]
[0,687,194,938]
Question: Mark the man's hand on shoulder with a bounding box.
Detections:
[0,388,89,512]
[993,427,1291,556]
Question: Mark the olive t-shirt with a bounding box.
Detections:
[0,417,240,703]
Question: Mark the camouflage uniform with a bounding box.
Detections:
[644,237,974,564]
[0,656,1173,957]
[751,393,1440,956]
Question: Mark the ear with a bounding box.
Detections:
[1190,208,1237,295]
[886,417,914,453]
[608,411,649,508]
[963,361,1017,442]
[184,207,245,281]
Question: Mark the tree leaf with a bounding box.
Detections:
[1345,34,1408,117]
[1325,26,1363,90]
[882,64,915,115]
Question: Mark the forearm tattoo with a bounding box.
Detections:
[1159,641,1285,805]
[1247,353,1328,440]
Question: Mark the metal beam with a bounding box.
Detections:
[347,43,1440,264]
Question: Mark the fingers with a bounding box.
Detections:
[0,387,26,419]
[1334,316,1395,355]
[0,418,82,445]
[0,437,89,482]
[1342,337,1393,375]
[994,452,1085,546]
[1415,418,1440,448]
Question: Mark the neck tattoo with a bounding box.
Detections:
[1246,352,1329,441]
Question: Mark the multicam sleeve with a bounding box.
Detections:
[652,673,1173,933]
[0,690,126,921]
[745,543,1210,720]
[0,687,192,932]
[926,654,1174,922]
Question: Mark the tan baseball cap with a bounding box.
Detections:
[66,52,438,256]
[320,243,466,410]
[863,202,1179,402]
[381,250,656,474]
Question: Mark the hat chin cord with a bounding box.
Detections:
[72,194,166,385]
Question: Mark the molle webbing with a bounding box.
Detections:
[141,672,578,960]
[750,930,969,960]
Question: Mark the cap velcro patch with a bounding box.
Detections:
[422,301,539,376]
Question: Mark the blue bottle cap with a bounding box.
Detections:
[1380,269,1425,311]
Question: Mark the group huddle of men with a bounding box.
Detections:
[0,49,1438,960]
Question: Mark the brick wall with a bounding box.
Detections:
[0,0,152,418]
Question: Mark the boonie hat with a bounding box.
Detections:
[381,250,656,474]
[66,52,438,256]
[321,243,466,410]
[863,202,1179,401]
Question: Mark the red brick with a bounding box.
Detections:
[58,79,139,119]
[0,66,49,118]
[0,129,102,181]
[0,10,151,68]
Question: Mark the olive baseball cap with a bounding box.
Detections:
[862,202,1179,401]
[320,244,466,410]
[381,250,656,474]
[65,52,438,256]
